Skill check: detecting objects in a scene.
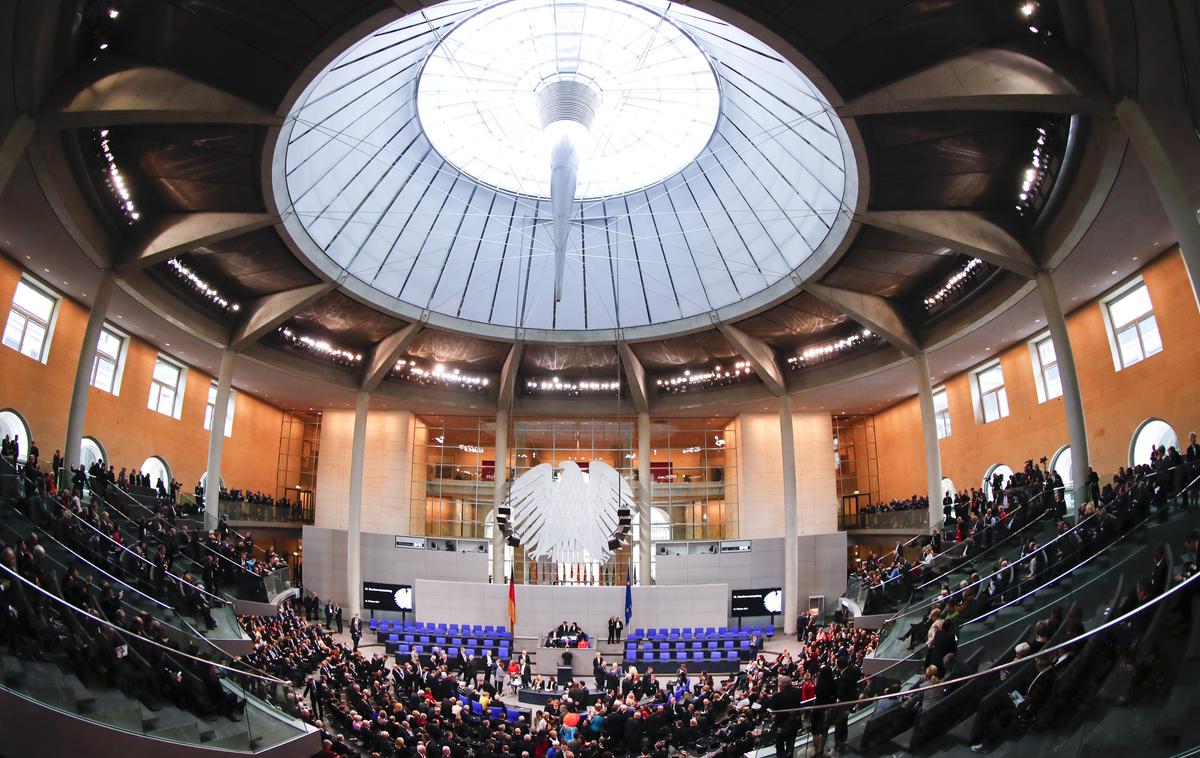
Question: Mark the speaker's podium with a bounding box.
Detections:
[557,650,574,686]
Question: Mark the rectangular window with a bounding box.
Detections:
[975,363,1009,423]
[1105,281,1161,369]
[90,326,125,394]
[148,356,184,418]
[933,388,951,439]
[204,382,235,438]
[2,279,58,362]
[1033,335,1062,401]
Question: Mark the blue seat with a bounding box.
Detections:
[765,624,775,637]
[484,625,495,633]
[435,636,447,645]
[710,651,722,660]
[412,645,424,654]
[631,628,644,640]
[419,635,430,644]
[388,634,399,643]
[674,642,684,651]
[705,627,715,635]
[723,641,734,649]
[449,624,459,633]
[659,652,670,661]
[489,706,504,720]
[471,701,484,716]
[507,708,521,723]
[437,623,448,631]
[726,651,738,660]
[398,644,410,654]
[369,619,379,631]
[681,628,692,639]
[706,641,717,650]
[641,652,653,661]
[739,640,751,651]
[449,647,459,656]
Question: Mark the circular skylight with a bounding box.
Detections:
[416,0,721,199]
[275,0,858,339]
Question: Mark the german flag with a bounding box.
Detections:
[508,574,517,632]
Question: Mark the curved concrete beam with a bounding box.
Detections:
[857,210,1039,278]
[716,322,787,396]
[803,283,919,355]
[0,114,35,198]
[40,58,280,128]
[230,282,334,350]
[497,342,525,413]
[617,342,649,414]
[117,212,277,273]
[839,47,1111,117]
[361,321,423,393]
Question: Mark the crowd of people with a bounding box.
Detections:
[0,522,245,719]
[860,495,928,515]
[229,601,885,758]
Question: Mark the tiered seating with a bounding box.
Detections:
[374,620,512,660]
[622,625,773,666]
[454,692,528,724]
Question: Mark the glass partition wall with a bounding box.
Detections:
[413,415,737,584]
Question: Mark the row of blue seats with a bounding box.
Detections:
[624,650,745,663]
[628,625,772,640]
[390,643,510,658]
[455,693,527,723]
[626,639,753,651]
[379,632,506,646]
[370,619,512,637]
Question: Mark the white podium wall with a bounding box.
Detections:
[414,579,729,638]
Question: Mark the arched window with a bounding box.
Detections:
[1130,418,1178,467]
[199,471,226,491]
[940,477,955,501]
[0,409,31,460]
[80,436,106,471]
[982,464,1014,501]
[141,456,172,490]
[1050,445,1075,512]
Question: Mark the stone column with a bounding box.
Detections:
[346,390,370,618]
[913,351,944,529]
[1115,98,1200,309]
[1036,270,1090,504]
[778,395,799,635]
[637,411,652,585]
[203,348,236,519]
[492,409,509,583]
[63,268,116,484]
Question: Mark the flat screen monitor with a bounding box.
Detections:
[363,581,413,612]
[731,587,782,617]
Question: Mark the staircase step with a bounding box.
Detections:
[203,732,252,750]
[149,723,202,743]
[27,684,78,713]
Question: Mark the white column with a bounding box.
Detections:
[346,390,370,618]
[492,409,509,583]
[203,348,236,519]
[913,351,944,529]
[778,395,799,635]
[1036,270,1090,502]
[1115,98,1200,309]
[63,268,116,483]
[637,412,652,585]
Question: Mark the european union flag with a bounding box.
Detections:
[624,568,633,626]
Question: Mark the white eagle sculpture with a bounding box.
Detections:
[507,460,637,565]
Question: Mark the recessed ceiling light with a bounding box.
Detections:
[1111,270,1118,275]
[42,267,49,273]
[1132,256,1139,261]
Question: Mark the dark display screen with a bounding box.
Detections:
[363,581,413,611]
[731,587,782,617]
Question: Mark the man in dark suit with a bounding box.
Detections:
[325,600,334,630]
[350,614,362,651]
[769,675,804,758]
[833,655,861,753]
[593,652,605,690]
[335,603,344,634]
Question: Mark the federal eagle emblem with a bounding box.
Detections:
[498,460,635,565]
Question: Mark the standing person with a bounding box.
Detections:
[770,675,803,758]
[335,602,344,634]
[324,599,334,630]
[613,615,623,643]
[350,614,362,651]
[833,654,861,753]
[811,665,836,756]
[607,616,616,645]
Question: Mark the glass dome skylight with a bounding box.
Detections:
[416,0,720,200]
[275,0,858,339]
